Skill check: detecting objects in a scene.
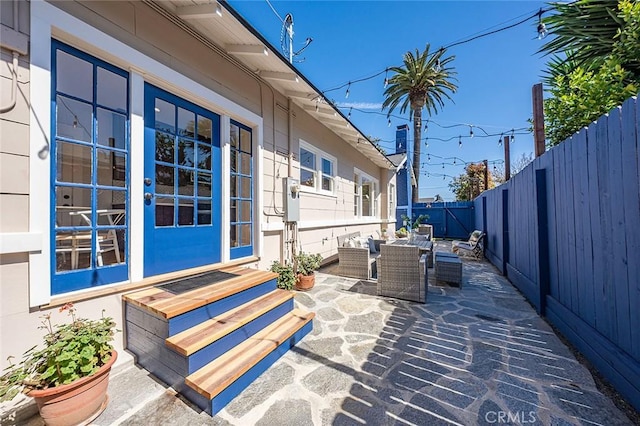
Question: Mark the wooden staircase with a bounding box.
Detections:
[123,266,314,415]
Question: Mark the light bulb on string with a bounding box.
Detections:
[347,107,352,119]
[425,138,429,148]
[424,121,428,132]
[383,69,389,88]
[443,175,446,180]
[537,9,548,39]
[458,136,462,148]
[73,116,78,128]
[315,100,319,112]
[498,133,503,146]
[511,129,515,142]
[442,163,445,169]
[427,154,431,162]
[345,82,350,99]
[469,126,474,138]
[453,158,456,165]
[387,118,391,127]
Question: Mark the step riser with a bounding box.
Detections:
[187,298,294,374]
[209,320,313,415]
[168,279,277,336]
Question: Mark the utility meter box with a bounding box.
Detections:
[283,177,300,222]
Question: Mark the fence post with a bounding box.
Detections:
[535,169,550,315]
[502,188,509,276]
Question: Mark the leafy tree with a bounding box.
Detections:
[449,163,495,201]
[382,45,457,203]
[545,57,637,145]
[540,0,640,146]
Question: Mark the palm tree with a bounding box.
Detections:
[382,44,457,203]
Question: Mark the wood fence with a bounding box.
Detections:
[475,96,640,411]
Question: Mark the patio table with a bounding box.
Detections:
[390,239,434,268]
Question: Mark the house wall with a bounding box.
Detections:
[0,0,394,387]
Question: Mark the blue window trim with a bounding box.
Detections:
[50,40,130,294]
[230,119,253,259]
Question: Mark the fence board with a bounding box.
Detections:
[555,144,570,306]
[596,114,618,343]
[621,97,640,360]
[608,106,632,355]
[565,138,579,313]
[586,121,606,336]
[574,129,596,327]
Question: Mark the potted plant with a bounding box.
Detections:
[269,261,297,290]
[0,303,118,426]
[294,252,323,291]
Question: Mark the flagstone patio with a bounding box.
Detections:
[22,243,633,425]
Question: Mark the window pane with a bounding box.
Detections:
[322,176,332,191]
[156,165,174,194]
[197,143,211,170]
[197,199,211,225]
[178,198,194,226]
[178,107,195,138]
[156,197,174,226]
[198,117,212,143]
[97,67,126,112]
[97,228,124,266]
[155,99,175,133]
[57,141,92,184]
[362,184,371,216]
[240,128,251,153]
[198,172,212,197]
[56,96,92,142]
[178,139,194,167]
[97,109,126,149]
[301,169,314,187]
[322,158,332,176]
[230,200,237,223]
[240,176,251,198]
[230,224,238,247]
[230,176,237,197]
[230,125,238,149]
[56,50,93,102]
[97,150,126,187]
[55,230,92,271]
[155,132,175,164]
[55,187,92,227]
[239,200,251,222]
[177,169,193,196]
[96,190,126,226]
[240,152,251,176]
[230,149,237,173]
[300,148,315,169]
[240,224,251,246]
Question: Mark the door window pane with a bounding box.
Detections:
[155,99,175,133]
[178,169,194,196]
[156,165,174,194]
[240,224,251,246]
[240,177,251,198]
[57,141,92,184]
[55,187,92,227]
[198,117,212,143]
[55,231,93,272]
[155,132,175,163]
[56,50,93,101]
[178,107,195,138]
[240,152,251,175]
[198,172,212,197]
[97,229,124,266]
[97,67,127,112]
[240,128,251,152]
[97,150,126,187]
[239,200,251,222]
[178,139,195,167]
[197,200,211,225]
[56,96,92,142]
[178,198,194,226]
[96,190,126,226]
[198,144,212,170]
[156,197,174,226]
[97,109,126,149]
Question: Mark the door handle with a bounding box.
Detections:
[144,192,154,201]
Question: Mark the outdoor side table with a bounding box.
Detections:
[435,252,462,286]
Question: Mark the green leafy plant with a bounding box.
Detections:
[294,252,323,276]
[395,227,408,238]
[0,303,117,402]
[401,214,430,230]
[269,261,296,290]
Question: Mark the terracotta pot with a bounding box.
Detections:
[29,350,117,426]
[296,273,315,291]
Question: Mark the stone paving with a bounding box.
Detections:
[22,243,633,425]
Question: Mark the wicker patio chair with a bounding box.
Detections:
[417,224,433,240]
[337,232,378,279]
[377,244,427,303]
[452,230,485,260]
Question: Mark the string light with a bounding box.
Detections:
[537,8,548,39]
[72,116,78,128]
[498,133,503,146]
[469,126,474,138]
[458,136,462,148]
[387,118,391,127]
[383,69,389,88]
[345,82,350,99]
[347,107,352,119]
[315,100,319,112]
[425,138,429,148]
[511,129,515,142]
[427,154,431,162]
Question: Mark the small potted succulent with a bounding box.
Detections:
[294,252,323,291]
[269,260,297,290]
[0,303,118,426]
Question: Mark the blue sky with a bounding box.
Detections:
[229,0,550,200]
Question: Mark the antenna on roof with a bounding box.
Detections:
[281,13,312,64]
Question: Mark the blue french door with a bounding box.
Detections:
[143,84,221,276]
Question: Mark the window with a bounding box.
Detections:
[389,183,396,218]
[354,170,378,218]
[230,120,253,258]
[51,40,129,294]
[299,141,336,195]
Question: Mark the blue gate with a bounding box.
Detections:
[410,202,475,239]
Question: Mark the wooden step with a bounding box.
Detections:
[186,309,315,400]
[166,289,294,356]
[123,268,278,319]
